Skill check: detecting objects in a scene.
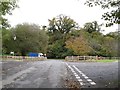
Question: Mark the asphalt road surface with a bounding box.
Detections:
[0,59,118,88]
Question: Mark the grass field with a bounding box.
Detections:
[78,59,119,63]
[65,59,119,62]
[93,59,118,62]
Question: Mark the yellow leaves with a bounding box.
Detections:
[65,36,92,55]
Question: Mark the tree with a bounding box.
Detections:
[47,39,74,58]
[83,21,102,33]
[2,29,14,54]
[48,14,78,34]
[106,31,119,39]
[0,0,18,29]
[65,35,92,55]
[0,30,1,54]
[48,14,78,41]
[85,0,120,27]
[47,14,78,58]
[2,23,48,56]
[102,31,119,57]
[102,36,118,57]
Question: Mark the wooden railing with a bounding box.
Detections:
[0,55,47,61]
[65,56,119,61]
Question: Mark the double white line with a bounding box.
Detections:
[66,63,96,86]
[66,63,84,85]
[72,65,96,85]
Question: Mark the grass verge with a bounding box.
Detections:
[65,59,118,62]
[95,59,118,62]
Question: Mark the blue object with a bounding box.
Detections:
[28,52,38,57]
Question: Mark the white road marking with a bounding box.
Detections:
[78,72,82,74]
[75,74,79,77]
[82,74,86,77]
[79,82,84,86]
[78,79,83,81]
[76,76,80,79]
[66,63,84,86]
[84,76,89,79]
[71,70,75,73]
[90,82,96,85]
[70,68,74,71]
[87,79,92,82]
[73,72,77,75]
[72,65,96,86]
[65,63,69,66]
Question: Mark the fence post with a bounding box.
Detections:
[72,56,73,61]
[90,56,91,60]
[66,56,68,61]
[96,56,98,60]
[84,56,85,60]
[77,56,79,61]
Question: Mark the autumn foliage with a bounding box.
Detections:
[65,35,92,55]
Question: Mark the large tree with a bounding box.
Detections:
[48,14,78,34]
[48,14,78,41]
[85,0,120,27]
[2,23,48,56]
[47,14,78,58]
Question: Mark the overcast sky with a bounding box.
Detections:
[5,0,118,34]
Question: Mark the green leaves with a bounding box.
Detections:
[48,14,78,35]
[2,23,48,56]
[85,0,120,26]
[47,15,78,58]
[0,0,18,29]
[83,21,102,33]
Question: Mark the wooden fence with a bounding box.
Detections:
[0,55,47,61]
[65,56,119,61]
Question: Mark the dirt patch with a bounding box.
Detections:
[63,67,81,89]
[64,79,80,89]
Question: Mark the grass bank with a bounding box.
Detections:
[65,59,118,62]
[96,59,118,62]
[88,59,118,63]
